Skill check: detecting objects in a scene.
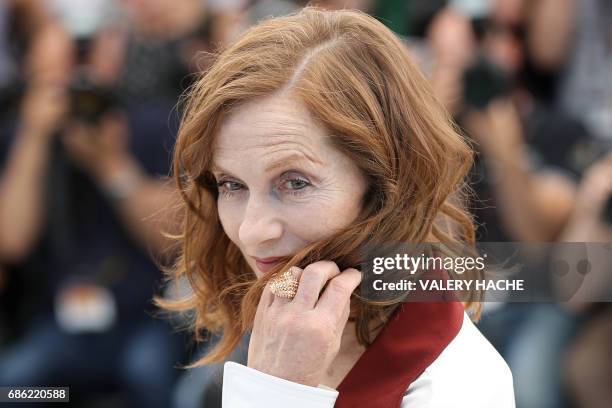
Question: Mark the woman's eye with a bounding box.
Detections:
[217,180,244,197]
[280,175,311,195]
[284,179,308,189]
[215,173,312,199]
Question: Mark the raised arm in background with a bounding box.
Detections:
[526,0,577,71]
[61,116,181,261]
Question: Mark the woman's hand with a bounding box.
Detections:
[247,261,362,387]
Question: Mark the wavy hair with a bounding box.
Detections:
[156,7,482,367]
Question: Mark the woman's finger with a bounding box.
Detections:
[292,261,341,309]
[270,266,303,307]
[315,268,362,326]
[254,281,276,326]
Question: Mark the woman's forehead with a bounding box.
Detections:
[212,93,331,169]
[219,93,323,141]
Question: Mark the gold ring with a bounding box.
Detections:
[269,267,300,299]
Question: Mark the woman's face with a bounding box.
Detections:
[212,92,368,278]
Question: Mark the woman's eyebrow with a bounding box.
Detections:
[210,153,322,176]
[264,153,322,173]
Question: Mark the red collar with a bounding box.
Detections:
[335,299,464,407]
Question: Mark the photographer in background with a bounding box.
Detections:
[423,2,591,408]
[558,152,612,408]
[0,1,185,406]
[0,0,73,350]
[427,0,579,242]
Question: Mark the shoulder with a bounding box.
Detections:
[403,311,515,408]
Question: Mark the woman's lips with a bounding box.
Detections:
[252,257,283,274]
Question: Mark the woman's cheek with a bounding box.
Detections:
[284,199,343,242]
[302,193,362,237]
[217,201,242,243]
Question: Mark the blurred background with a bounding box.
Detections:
[0,0,611,407]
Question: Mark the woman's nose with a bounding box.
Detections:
[238,195,283,248]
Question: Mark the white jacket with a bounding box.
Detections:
[222,311,516,407]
